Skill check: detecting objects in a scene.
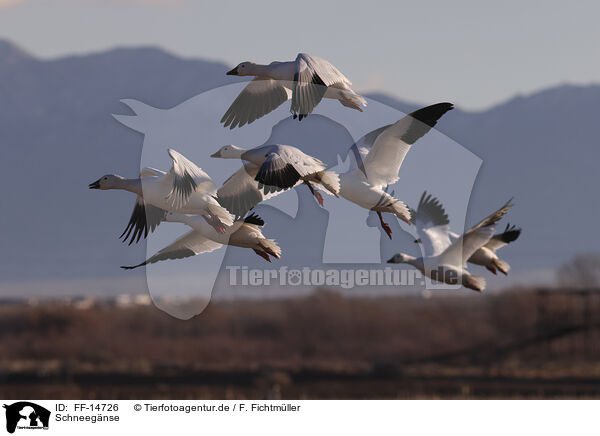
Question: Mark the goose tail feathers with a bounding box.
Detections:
[316,170,340,196]
[339,92,367,111]
[390,199,411,224]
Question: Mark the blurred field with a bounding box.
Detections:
[2,287,600,399]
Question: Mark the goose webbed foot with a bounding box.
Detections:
[381,222,392,240]
[260,244,279,259]
[203,214,226,233]
[314,191,324,206]
[253,249,271,262]
[377,211,392,240]
[304,181,324,206]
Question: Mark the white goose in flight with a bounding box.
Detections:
[222,53,366,128]
[387,200,514,292]
[210,144,340,218]
[89,149,233,244]
[339,102,454,239]
[121,213,281,269]
[411,192,521,274]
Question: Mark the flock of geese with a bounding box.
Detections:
[90,53,521,292]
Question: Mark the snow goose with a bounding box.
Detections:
[387,200,514,292]
[222,53,366,128]
[211,144,340,217]
[411,192,521,274]
[89,149,233,244]
[339,102,454,239]
[121,213,280,269]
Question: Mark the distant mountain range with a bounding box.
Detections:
[0,39,597,295]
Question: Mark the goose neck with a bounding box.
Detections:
[250,63,273,78]
[119,178,143,196]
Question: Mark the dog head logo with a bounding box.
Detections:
[3,402,50,434]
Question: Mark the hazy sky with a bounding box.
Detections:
[0,0,599,109]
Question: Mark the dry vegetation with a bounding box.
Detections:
[1,288,600,399]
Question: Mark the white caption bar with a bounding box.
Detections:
[1,400,598,435]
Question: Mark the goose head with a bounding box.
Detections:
[89,174,124,190]
[226,62,256,76]
[210,144,246,159]
[387,253,412,264]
